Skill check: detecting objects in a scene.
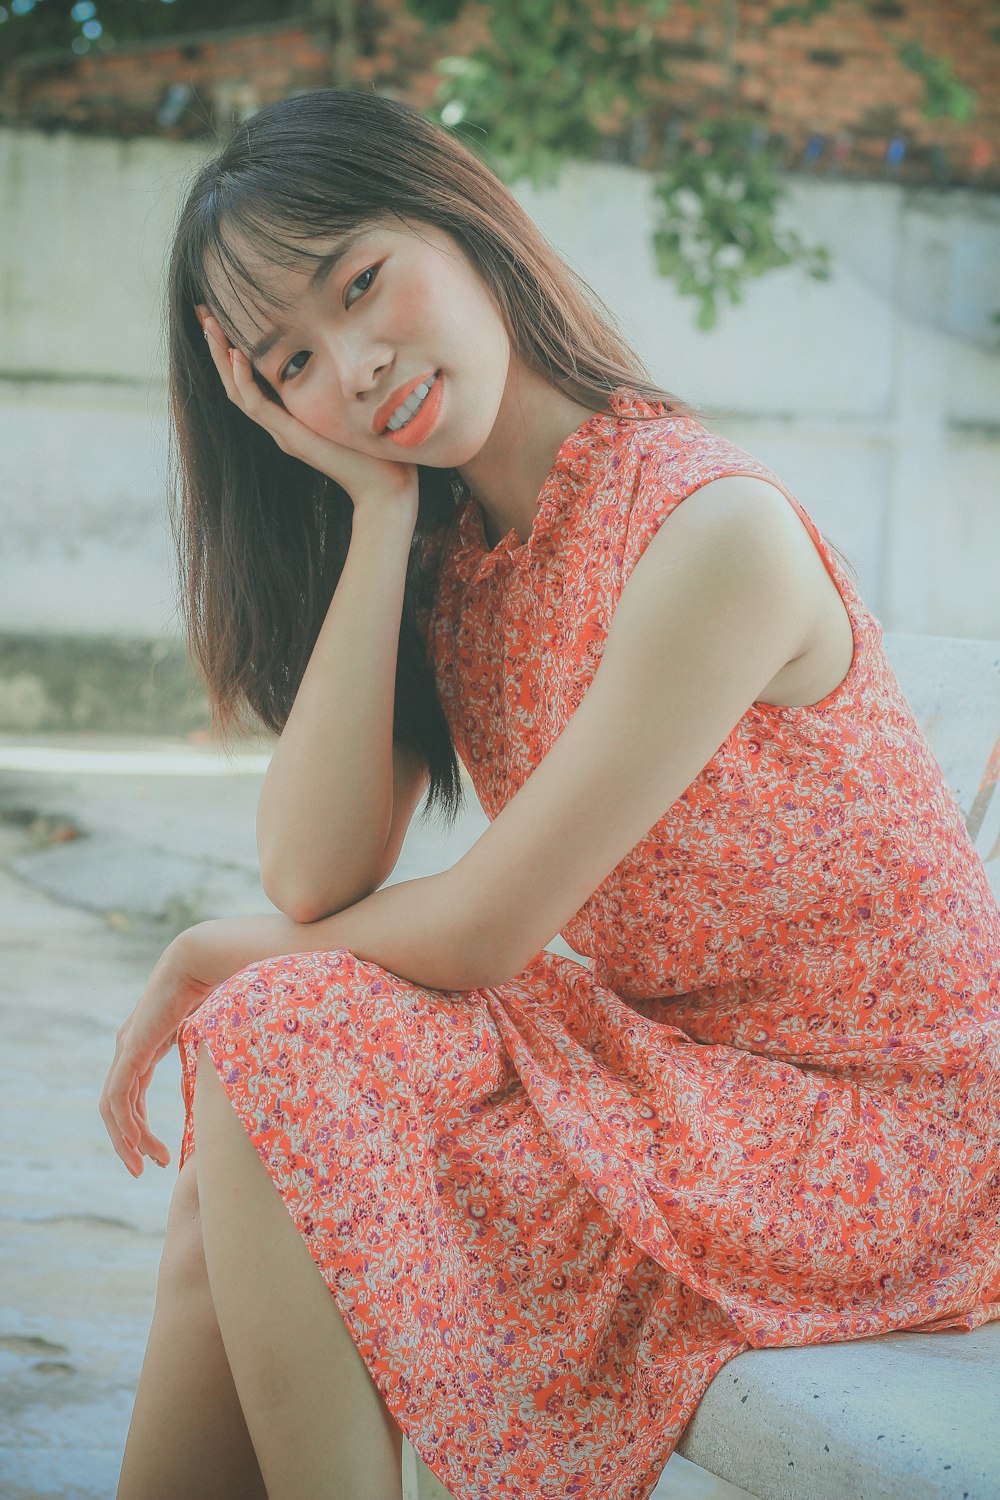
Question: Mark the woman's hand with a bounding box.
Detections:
[198,309,420,525]
[99,935,217,1177]
[99,911,312,1176]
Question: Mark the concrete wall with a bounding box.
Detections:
[0,130,204,638]
[1,127,999,640]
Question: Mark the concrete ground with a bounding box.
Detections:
[0,731,749,1500]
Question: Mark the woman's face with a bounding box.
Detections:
[205,217,512,467]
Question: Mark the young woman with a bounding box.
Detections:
[100,88,1000,1500]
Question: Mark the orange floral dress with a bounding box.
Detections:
[177,386,1000,1500]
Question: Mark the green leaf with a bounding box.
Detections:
[696,296,719,331]
[405,0,467,25]
[425,7,839,334]
[770,0,832,23]
[896,40,977,122]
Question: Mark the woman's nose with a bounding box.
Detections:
[324,331,392,401]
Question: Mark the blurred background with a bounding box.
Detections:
[0,0,998,735]
[1,8,999,1500]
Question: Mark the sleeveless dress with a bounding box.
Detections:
[176,386,1000,1500]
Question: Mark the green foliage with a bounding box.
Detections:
[425,0,832,329]
[896,40,976,122]
[422,0,980,332]
[426,0,676,189]
[766,4,980,127]
[404,0,465,26]
[769,0,834,23]
[651,115,831,331]
[3,0,986,332]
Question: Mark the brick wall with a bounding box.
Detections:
[1,1,997,189]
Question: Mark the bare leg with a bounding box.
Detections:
[193,1041,404,1500]
[116,1152,269,1500]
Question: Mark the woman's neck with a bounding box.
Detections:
[456,365,601,548]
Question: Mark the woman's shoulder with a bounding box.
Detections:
[611,393,774,494]
[607,397,858,609]
[603,397,781,542]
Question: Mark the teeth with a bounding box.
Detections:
[388,383,430,430]
[386,373,438,432]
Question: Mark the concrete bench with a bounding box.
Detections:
[403,632,1000,1500]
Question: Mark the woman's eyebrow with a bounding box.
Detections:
[249,229,377,365]
[310,227,374,291]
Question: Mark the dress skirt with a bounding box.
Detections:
[176,945,999,1500]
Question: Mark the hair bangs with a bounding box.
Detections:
[195,193,343,352]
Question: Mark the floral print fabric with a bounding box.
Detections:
[177,387,1000,1500]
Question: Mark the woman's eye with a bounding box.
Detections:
[279,350,311,382]
[346,265,378,306]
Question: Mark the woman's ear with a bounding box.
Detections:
[194,303,210,331]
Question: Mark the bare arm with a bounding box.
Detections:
[256,502,430,923]
[182,477,821,996]
[197,312,431,925]
[102,477,825,1176]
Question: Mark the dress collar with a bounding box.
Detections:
[449,384,673,586]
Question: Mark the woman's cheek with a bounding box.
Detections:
[288,389,335,439]
[296,392,369,452]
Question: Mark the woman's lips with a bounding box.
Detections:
[374,370,436,434]
[384,373,444,449]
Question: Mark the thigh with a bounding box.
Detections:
[157,1151,209,1295]
[167,1148,200,1225]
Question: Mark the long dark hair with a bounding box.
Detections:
[167,88,699,825]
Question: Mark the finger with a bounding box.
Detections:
[228,345,267,406]
[228,347,286,427]
[202,316,253,412]
[202,316,241,400]
[99,1047,123,1103]
[227,349,313,454]
[136,1113,170,1166]
[210,325,365,488]
[106,1067,143,1159]
[100,1026,155,1175]
[226,346,351,471]
[136,1121,169,1166]
[208,326,282,438]
[101,1078,139,1151]
[100,1087,144,1176]
[132,1067,170,1166]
